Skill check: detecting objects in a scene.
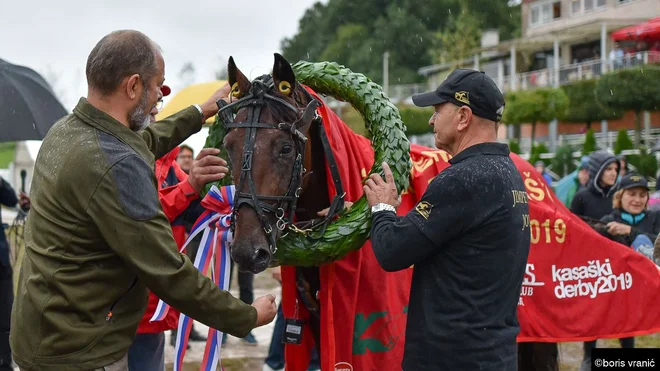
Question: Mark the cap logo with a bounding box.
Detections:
[630,175,643,182]
[415,201,433,220]
[455,91,470,105]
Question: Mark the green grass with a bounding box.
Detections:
[0,142,16,168]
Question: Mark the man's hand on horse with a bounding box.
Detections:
[199,82,232,122]
[363,162,401,208]
[252,293,278,327]
[187,148,229,193]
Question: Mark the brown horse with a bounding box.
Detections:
[221,53,337,353]
[220,53,559,371]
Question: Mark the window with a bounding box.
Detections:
[571,0,607,15]
[530,0,562,26]
[584,0,594,11]
[571,0,581,13]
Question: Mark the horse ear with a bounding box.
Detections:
[227,56,250,99]
[272,53,296,97]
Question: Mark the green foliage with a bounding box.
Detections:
[627,147,658,179]
[551,144,577,178]
[595,66,660,147]
[503,88,569,145]
[398,107,434,136]
[432,0,481,66]
[0,142,16,168]
[582,129,597,154]
[614,129,634,155]
[528,143,549,167]
[595,66,660,114]
[281,0,521,85]
[504,88,569,126]
[560,79,622,125]
[508,139,521,154]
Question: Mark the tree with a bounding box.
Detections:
[582,129,597,154]
[560,79,622,129]
[432,0,481,66]
[551,144,576,178]
[397,107,433,136]
[614,129,633,155]
[503,88,569,146]
[529,142,549,167]
[281,0,521,85]
[508,139,521,154]
[595,66,660,148]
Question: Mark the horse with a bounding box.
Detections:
[219,53,559,371]
[220,53,337,358]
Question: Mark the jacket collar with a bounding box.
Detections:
[73,97,154,164]
[448,142,510,165]
[156,147,181,187]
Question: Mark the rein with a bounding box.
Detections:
[218,75,345,254]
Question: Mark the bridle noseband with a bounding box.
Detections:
[218,75,344,254]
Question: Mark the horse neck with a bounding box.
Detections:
[295,119,330,222]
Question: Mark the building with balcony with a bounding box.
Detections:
[406,0,660,152]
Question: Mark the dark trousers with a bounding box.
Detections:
[584,337,635,359]
[229,262,254,305]
[0,242,13,370]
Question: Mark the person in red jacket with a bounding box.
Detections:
[126,86,222,370]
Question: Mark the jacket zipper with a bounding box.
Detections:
[106,277,139,322]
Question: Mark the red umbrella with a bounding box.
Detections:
[612,17,660,42]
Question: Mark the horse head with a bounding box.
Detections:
[221,53,321,273]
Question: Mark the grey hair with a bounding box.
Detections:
[86,30,162,96]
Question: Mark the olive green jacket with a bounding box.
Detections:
[10,98,257,371]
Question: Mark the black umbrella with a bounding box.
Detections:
[0,58,68,142]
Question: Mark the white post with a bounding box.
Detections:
[601,119,609,149]
[383,51,390,96]
[601,22,608,74]
[644,111,652,147]
[553,38,560,87]
[510,45,517,91]
[497,59,505,91]
[549,38,560,151]
[473,54,480,70]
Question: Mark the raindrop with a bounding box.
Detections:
[610,89,613,96]
[32,123,36,130]
[448,9,452,14]
[306,53,310,59]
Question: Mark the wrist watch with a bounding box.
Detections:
[371,203,396,214]
[193,104,204,121]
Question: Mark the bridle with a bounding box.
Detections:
[218,75,345,254]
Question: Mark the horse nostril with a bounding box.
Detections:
[255,248,271,266]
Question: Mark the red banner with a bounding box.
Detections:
[281,88,660,371]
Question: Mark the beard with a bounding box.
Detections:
[128,88,151,132]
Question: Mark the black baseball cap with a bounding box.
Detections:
[618,173,649,191]
[412,69,505,122]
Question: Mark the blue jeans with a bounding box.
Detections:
[127,332,165,371]
[264,303,320,370]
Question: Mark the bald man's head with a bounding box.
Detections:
[86,30,162,96]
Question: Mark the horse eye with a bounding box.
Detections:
[280,144,293,156]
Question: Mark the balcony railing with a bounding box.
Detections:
[370,52,659,103]
[500,51,660,93]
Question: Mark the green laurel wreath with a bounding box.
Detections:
[202,61,411,266]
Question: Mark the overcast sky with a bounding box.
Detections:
[1,0,320,110]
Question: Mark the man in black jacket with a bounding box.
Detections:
[364,69,529,371]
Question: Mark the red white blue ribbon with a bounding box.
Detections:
[150,184,235,371]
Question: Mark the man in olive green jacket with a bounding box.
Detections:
[10,30,277,371]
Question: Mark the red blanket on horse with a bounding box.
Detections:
[280,87,660,371]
